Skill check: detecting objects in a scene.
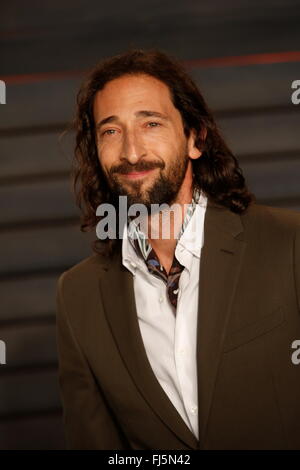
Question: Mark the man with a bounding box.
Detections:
[56,48,300,450]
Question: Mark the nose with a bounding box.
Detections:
[121,127,146,165]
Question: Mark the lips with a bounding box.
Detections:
[121,168,155,179]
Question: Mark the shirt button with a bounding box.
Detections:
[159,296,164,303]
[179,348,185,355]
[173,288,179,295]
[160,265,164,271]
[190,406,198,415]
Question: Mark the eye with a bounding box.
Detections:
[102,129,116,136]
[147,121,161,127]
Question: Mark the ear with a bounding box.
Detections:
[187,128,207,160]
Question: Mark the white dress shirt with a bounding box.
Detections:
[121,191,208,439]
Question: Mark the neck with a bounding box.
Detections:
[147,179,194,273]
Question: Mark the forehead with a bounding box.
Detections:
[93,73,175,116]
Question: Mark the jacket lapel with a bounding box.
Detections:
[98,195,247,449]
[99,247,198,449]
[196,197,247,448]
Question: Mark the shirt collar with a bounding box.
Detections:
[127,186,203,261]
[176,190,207,259]
[122,187,207,273]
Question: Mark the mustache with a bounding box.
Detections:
[110,160,164,175]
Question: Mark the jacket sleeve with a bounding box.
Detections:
[55,271,131,450]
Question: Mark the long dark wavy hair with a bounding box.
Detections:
[72,48,256,258]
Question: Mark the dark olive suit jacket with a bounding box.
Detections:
[56,196,300,450]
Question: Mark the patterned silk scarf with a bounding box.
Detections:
[127,187,201,311]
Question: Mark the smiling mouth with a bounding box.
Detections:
[120,168,156,179]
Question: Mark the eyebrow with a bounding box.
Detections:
[96,110,170,130]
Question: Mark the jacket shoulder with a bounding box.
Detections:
[57,252,109,296]
[241,202,300,233]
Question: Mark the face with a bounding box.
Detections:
[93,73,202,210]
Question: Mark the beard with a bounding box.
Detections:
[104,143,190,212]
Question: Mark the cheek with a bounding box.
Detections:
[96,142,117,169]
[146,134,178,158]
[147,130,170,144]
